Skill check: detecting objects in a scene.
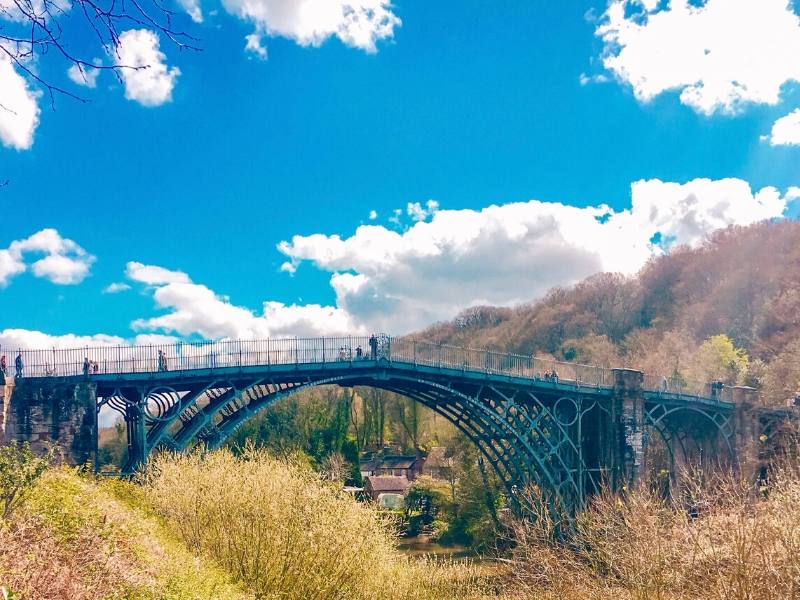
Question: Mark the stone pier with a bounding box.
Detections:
[611,368,648,490]
[0,378,96,464]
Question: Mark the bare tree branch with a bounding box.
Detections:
[0,0,200,105]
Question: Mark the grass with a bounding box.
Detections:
[505,470,800,599]
[6,449,800,599]
[0,467,247,600]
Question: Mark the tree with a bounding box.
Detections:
[0,442,53,519]
[1,0,197,105]
[695,334,749,385]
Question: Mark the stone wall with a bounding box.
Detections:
[0,378,96,465]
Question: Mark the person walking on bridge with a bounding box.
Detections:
[369,334,378,360]
[14,352,23,379]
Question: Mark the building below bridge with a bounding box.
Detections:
[364,475,411,508]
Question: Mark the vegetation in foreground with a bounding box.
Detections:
[5,442,800,599]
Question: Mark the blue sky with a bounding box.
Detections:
[1,0,799,347]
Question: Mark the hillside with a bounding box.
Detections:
[418,220,800,405]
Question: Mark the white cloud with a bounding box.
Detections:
[769,107,800,146]
[0,249,25,287]
[126,261,191,285]
[368,210,378,220]
[116,29,180,107]
[221,0,400,56]
[0,55,41,150]
[0,229,94,286]
[0,328,178,351]
[129,278,360,338]
[407,200,439,222]
[103,282,132,294]
[67,64,101,88]
[178,0,203,22]
[596,0,800,115]
[245,33,268,59]
[30,254,92,285]
[278,178,794,333]
[0,329,127,351]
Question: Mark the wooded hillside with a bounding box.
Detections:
[418,220,800,405]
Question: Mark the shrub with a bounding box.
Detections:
[0,442,53,520]
[143,448,497,600]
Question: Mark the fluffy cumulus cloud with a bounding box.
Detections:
[117,29,180,107]
[221,0,400,56]
[278,178,795,332]
[0,229,94,286]
[0,55,41,150]
[769,108,800,146]
[126,262,360,338]
[595,0,800,115]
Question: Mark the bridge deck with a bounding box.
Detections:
[5,335,732,407]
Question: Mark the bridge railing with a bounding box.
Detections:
[2,336,724,400]
[643,373,734,402]
[2,337,384,378]
[389,339,615,388]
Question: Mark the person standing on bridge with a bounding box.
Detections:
[369,335,377,360]
[14,352,23,378]
[0,355,6,377]
[83,357,90,377]
[158,349,168,372]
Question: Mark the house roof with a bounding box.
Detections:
[376,455,419,470]
[365,476,410,493]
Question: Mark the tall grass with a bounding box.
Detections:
[0,468,246,600]
[507,470,800,600]
[143,447,497,600]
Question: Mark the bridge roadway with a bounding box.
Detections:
[8,335,747,514]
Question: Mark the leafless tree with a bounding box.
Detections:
[1,0,199,107]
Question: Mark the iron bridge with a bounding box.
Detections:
[15,335,742,514]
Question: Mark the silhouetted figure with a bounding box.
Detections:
[158,349,168,372]
[83,357,90,377]
[369,335,378,360]
[0,355,6,377]
[15,352,23,378]
[93,361,99,374]
[356,346,363,359]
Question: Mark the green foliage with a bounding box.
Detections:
[405,476,454,536]
[0,442,53,520]
[697,334,749,385]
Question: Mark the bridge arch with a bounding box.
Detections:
[121,373,593,515]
